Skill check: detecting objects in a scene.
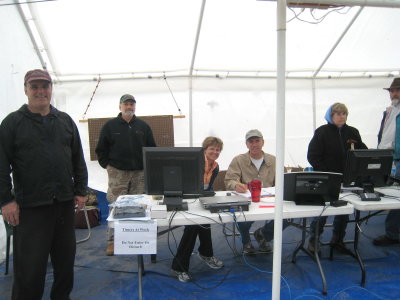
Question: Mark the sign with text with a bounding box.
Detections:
[114,220,157,255]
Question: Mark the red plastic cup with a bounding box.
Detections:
[248,179,262,202]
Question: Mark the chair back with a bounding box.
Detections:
[212,170,227,191]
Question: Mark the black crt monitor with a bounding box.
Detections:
[143,147,204,211]
[343,149,393,200]
[284,172,344,206]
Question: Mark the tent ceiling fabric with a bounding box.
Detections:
[18,0,400,80]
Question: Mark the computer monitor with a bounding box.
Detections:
[343,149,393,197]
[284,172,343,206]
[143,147,204,211]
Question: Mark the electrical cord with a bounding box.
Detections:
[287,5,351,24]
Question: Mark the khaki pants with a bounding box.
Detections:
[106,165,145,240]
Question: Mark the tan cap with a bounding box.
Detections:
[245,129,263,140]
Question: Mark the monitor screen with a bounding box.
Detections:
[143,147,204,211]
[343,149,393,192]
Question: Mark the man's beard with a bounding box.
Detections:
[121,111,134,118]
[391,98,400,107]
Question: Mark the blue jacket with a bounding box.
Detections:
[394,114,400,160]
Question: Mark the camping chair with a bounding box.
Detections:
[76,205,92,244]
[0,211,13,275]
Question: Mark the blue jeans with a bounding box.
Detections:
[237,219,289,245]
[385,209,400,239]
[309,214,349,240]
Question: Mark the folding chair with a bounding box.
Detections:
[0,211,13,275]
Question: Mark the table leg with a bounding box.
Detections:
[292,218,327,295]
[312,218,327,295]
[354,210,366,286]
[291,218,307,263]
[137,255,144,300]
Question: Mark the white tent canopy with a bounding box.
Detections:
[7,0,400,80]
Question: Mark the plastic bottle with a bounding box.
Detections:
[391,161,396,178]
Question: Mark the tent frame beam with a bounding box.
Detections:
[188,0,206,146]
[265,0,400,8]
[15,0,46,69]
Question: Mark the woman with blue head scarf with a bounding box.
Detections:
[307,102,367,254]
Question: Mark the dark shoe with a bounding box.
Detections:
[254,228,273,253]
[307,238,321,256]
[242,242,256,255]
[373,235,400,246]
[330,236,350,254]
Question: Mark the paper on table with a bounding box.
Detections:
[260,187,275,203]
[233,187,276,200]
[111,194,153,208]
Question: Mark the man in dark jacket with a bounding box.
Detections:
[95,94,156,255]
[0,69,88,300]
[307,102,367,254]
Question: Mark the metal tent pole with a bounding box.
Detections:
[272,0,287,299]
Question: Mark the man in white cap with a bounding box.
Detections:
[225,129,289,254]
[95,94,156,255]
[374,78,400,246]
[0,69,88,299]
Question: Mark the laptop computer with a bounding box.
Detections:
[200,194,250,213]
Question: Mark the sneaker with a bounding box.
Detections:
[243,242,257,255]
[198,253,224,269]
[106,241,114,256]
[254,228,273,253]
[171,269,191,282]
[373,235,400,246]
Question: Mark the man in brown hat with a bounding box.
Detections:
[374,78,400,246]
[0,69,88,299]
[95,94,156,255]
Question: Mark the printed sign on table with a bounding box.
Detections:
[114,220,157,255]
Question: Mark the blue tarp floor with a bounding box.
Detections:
[1,210,400,300]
